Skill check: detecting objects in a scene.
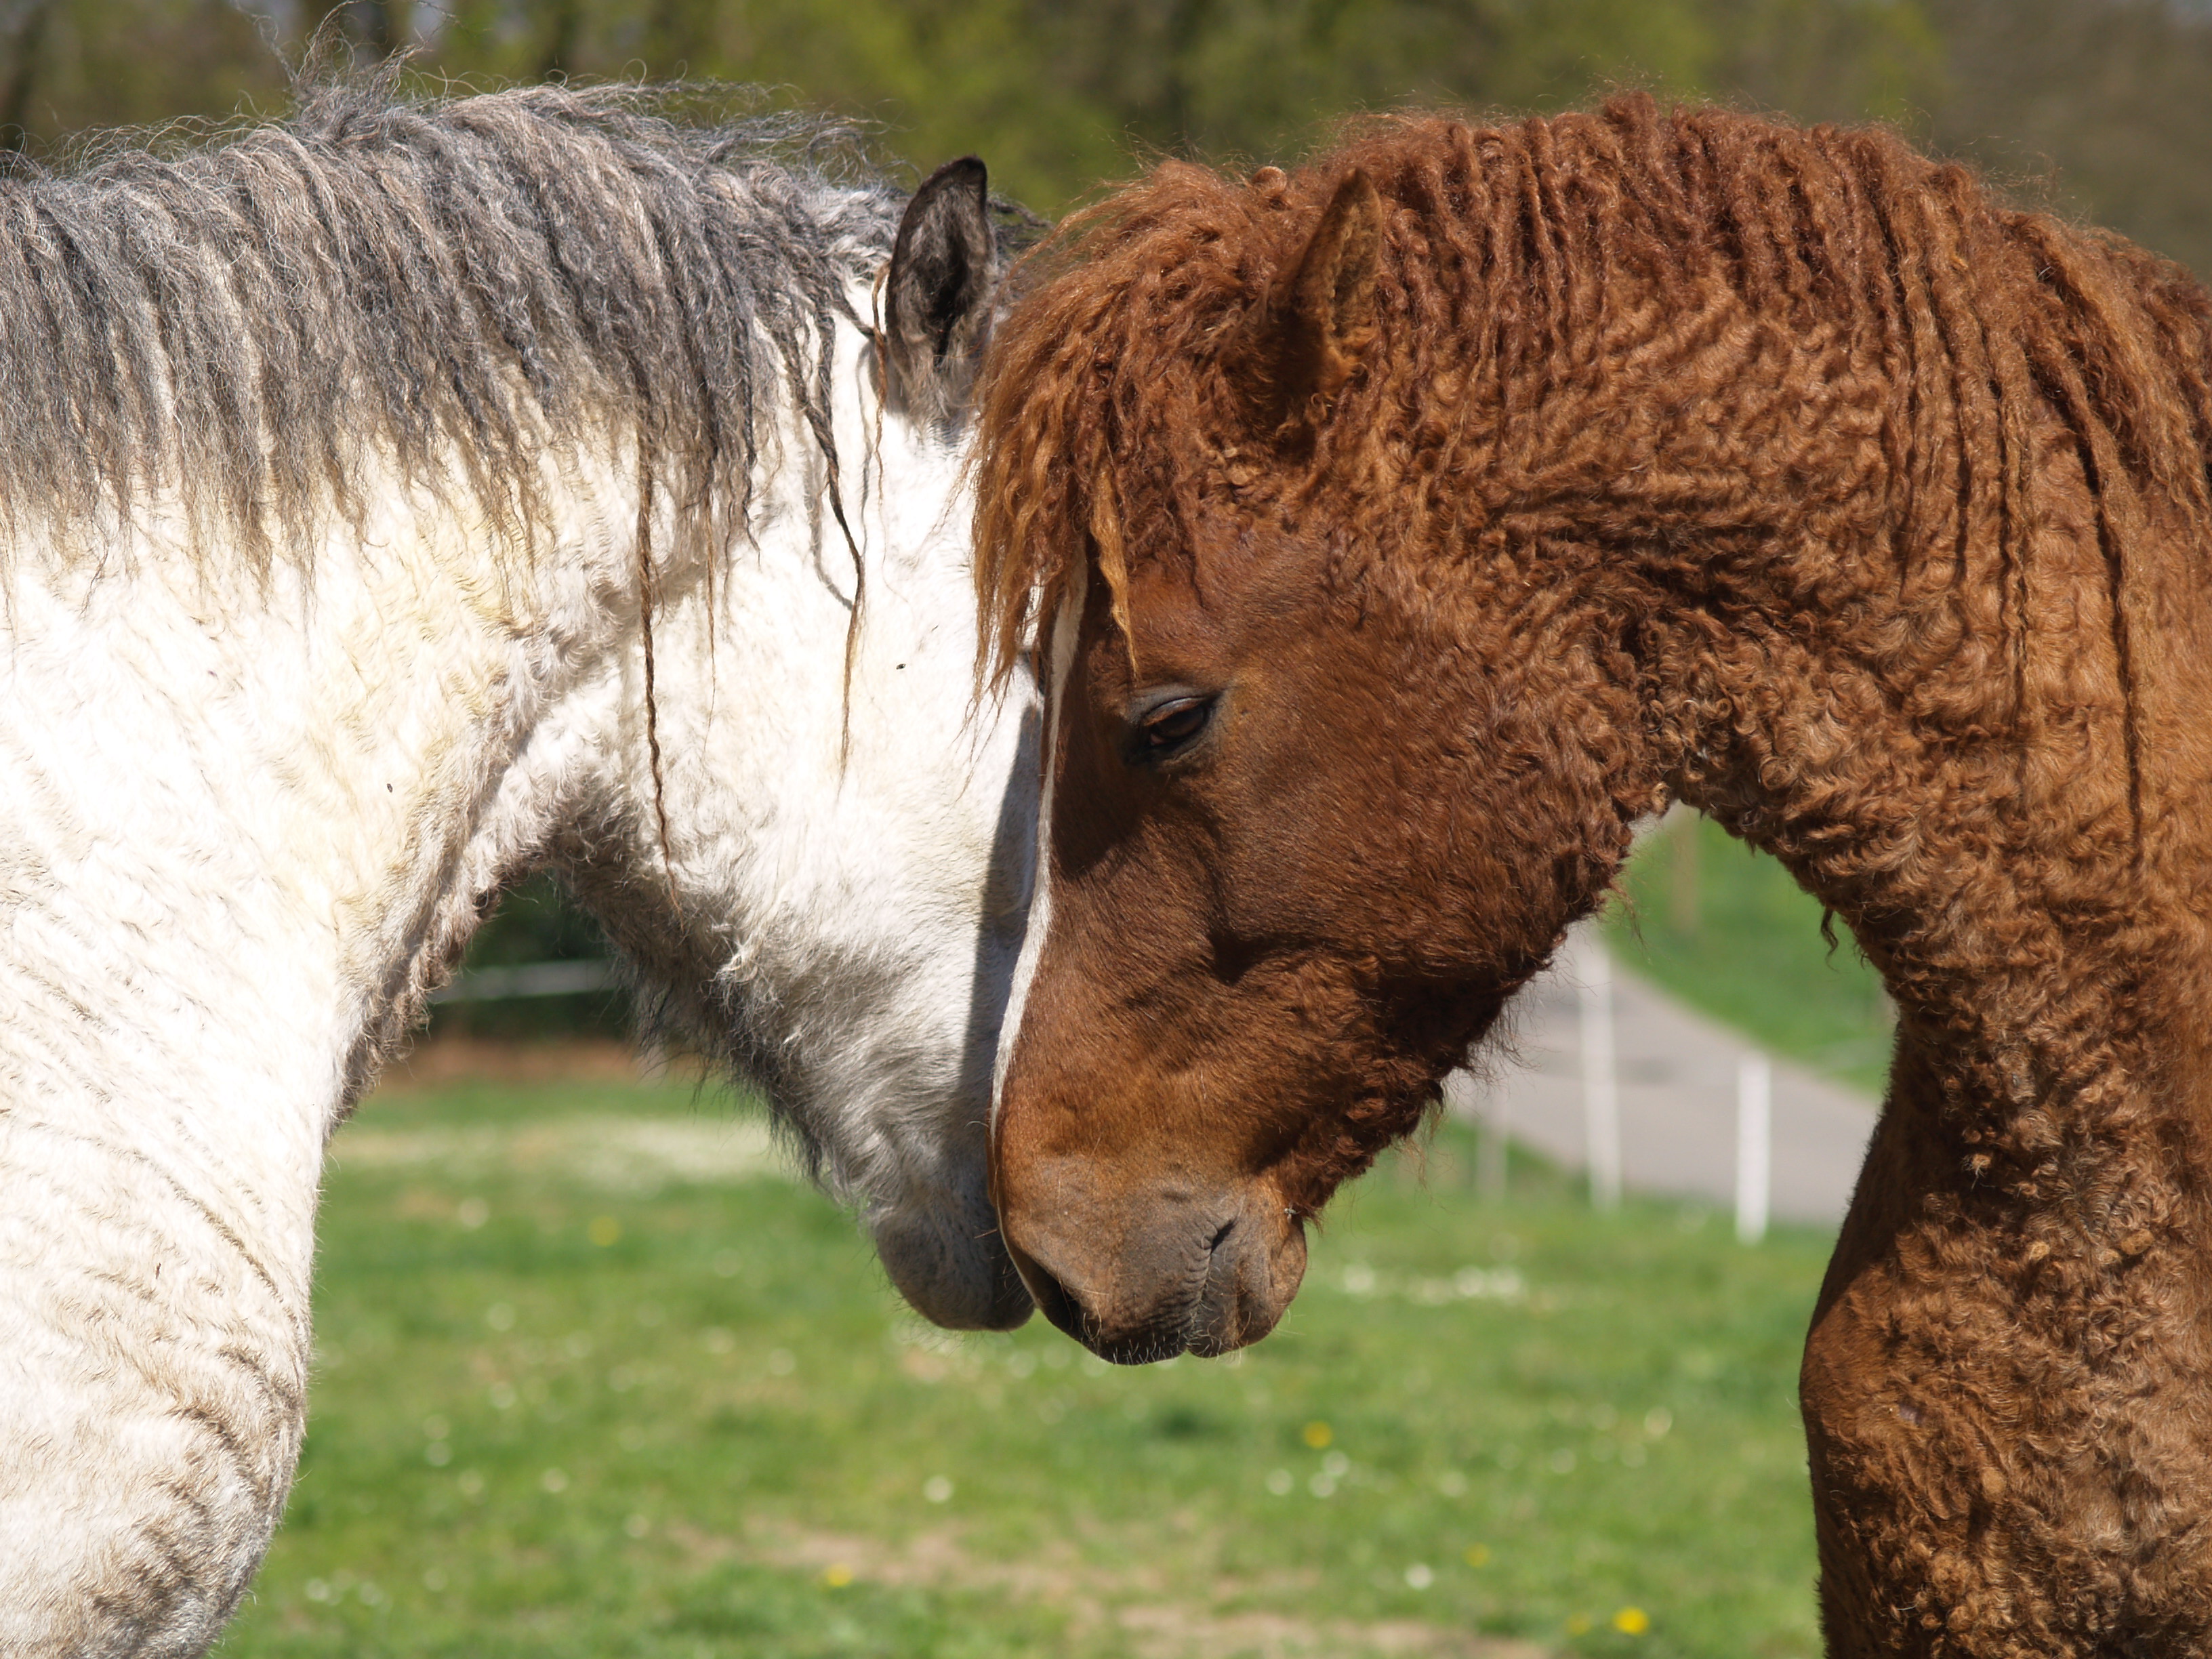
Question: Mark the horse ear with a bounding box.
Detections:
[1233,168,1383,436]
[884,156,999,425]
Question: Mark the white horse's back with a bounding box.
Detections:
[0,84,1033,1656]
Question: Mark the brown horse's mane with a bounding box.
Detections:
[973,93,2212,754]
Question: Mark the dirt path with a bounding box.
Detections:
[1449,925,1879,1227]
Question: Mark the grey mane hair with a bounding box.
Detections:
[0,68,906,570]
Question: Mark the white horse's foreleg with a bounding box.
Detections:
[0,1114,311,1658]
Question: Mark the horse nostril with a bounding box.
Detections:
[1206,1218,1235,1254]
[1021,1254,1088,1343]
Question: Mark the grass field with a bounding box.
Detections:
[1606,814,1893,1094]
[216,1062,1834,1659]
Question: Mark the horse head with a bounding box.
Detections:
[973,155,1650,1361]
[548,154,1044,1333]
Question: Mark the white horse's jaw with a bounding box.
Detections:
[859,696,1041,1332]
[560,337,1041,1333]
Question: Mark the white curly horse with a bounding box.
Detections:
[0,82,1034,1656]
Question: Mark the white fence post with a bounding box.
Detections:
[1477,1076,1509,1203]
[1736,1051,1771,1244]
[1578,936,1621,1211]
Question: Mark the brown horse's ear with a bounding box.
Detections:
[1231,168,1383,436]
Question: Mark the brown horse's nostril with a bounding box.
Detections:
[1015,1250,1088,1344]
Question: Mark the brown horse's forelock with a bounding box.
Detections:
[972,159,1278,692]
[976,93,2212,756]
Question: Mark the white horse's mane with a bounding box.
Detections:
[0,71,892,571]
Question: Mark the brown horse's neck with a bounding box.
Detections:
[1332,120,2212,1163]
[1610,333,2212,1179]
[1312,107,2212,1151]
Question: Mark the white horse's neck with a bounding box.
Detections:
[0,419,691,1645]
[3,443,633,1242]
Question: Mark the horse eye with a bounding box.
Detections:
[1132,695,1214,761]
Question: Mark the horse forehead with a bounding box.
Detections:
[1112,602,1226,691]
[1110,535,1275,678]
[1112,516,1349,687]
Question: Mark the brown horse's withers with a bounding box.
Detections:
[975,97,2212,1656]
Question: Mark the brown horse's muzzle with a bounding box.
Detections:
[992,1147,1309,1364]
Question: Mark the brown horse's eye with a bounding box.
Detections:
[1130,694,1215,764]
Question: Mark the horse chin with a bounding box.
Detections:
[1000,1176,1308,1364]
[867,1201,1034,1332]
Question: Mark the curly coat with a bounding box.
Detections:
[973,94,2212,1656]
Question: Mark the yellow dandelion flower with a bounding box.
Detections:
[1565,1614,1593,1636]
[1303,1421,1333,1450]
[588,1216,621,1247]
[821,1563,854,1589]
[1613,1607,1651,1635]
[1464,1543,1492,1568]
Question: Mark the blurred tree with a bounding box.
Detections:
[429,872,630,1041]
[1918,0,2212,274]
[3,0,2206,266]
[0,0,283,144]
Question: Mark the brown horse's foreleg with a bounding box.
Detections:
[1803,1032,2212,1657]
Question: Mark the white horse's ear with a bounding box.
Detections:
[884,156,998,425]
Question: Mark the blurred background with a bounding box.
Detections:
[9,0,2212,268]
[43,5,2188,1653]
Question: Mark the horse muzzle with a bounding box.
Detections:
[996,1164,1307,1364]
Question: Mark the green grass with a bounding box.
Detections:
[216,1070,1832,1659]
[1606,814,1894,1094]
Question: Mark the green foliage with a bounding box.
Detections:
[7,0,2212,274]
[413,0,1942,212]
[220,1075,1831,1658]
[434,874,628,1042]
[1607,814,1893,1094]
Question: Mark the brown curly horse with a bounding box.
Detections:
[971,94,2212,1656]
